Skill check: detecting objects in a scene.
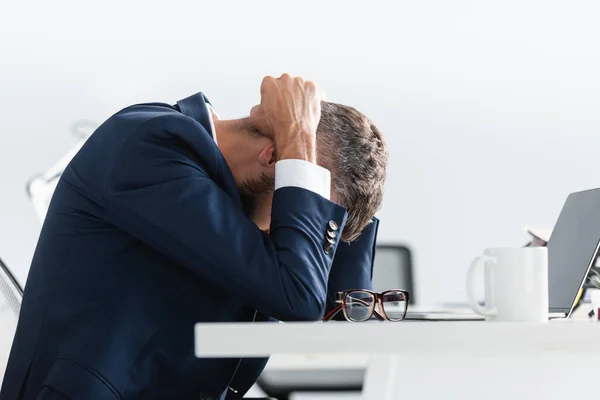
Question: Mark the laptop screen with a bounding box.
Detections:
[547,188,600,314]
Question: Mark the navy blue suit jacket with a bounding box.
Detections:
[0,93,378,400]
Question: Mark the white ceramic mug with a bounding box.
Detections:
[466,247,549,322]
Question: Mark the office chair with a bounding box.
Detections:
[257,244,414,400]
[0,257,23,385]
[371,244,415,304]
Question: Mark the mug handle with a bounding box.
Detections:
[466,255,498,317]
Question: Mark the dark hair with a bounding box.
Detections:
[317,102,388,242]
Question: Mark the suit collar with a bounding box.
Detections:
[176,92,243,210]
[176,92,214,137]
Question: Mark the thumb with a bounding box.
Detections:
[249,105,273,138]
[249,104,261,119]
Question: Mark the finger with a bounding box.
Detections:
[249,105,263,126]
[304,80,321,100]
[261,75,275,96]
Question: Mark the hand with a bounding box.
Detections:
[249,74,324,164]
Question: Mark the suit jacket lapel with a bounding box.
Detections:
[176,92,242,209]
[176,92,214,136]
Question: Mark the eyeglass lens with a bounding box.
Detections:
[345,291,375,321]
[381,291,407,321]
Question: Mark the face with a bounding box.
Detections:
[246,191,274,232]
[240,172,275,232]
[213,117,276,230]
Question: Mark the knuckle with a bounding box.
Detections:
[305,80,317,90]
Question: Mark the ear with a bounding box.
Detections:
[258,143,276,168]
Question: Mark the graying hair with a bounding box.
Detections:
[317,102,388,242]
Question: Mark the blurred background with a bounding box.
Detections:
[1,0,600,306]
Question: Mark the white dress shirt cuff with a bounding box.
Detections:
[275,159,331,200]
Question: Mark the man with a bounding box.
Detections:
[1,74,388,399]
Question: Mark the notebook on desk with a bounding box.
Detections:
[406,188,600,321]
[404,305,485,321]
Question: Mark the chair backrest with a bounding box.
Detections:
[0,258,22,385]
[372,244,415,304]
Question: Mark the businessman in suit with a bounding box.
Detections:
[1,74,388,399]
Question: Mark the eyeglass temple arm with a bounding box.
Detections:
[372,308,386,321]
[322,300,386,322]
[345,296,386,319]
[322,304,343,321]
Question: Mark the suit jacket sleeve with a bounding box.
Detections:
[227,218,380,397]
[324,217,379,320]
[106,113,348,322]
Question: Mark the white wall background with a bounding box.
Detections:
[1,0,599,304]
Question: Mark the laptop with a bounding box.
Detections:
[406,188,600,321]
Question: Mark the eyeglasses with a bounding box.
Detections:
[322,289,410,322]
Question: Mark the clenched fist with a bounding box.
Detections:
[249,74,325,164]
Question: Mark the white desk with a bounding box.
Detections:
[196,320,600,400]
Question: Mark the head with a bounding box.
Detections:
[214,102,388,242]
